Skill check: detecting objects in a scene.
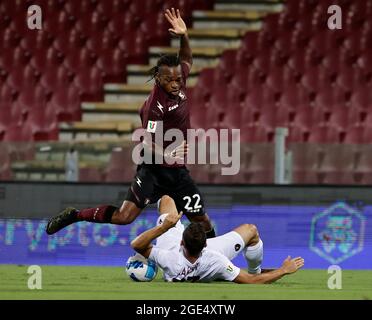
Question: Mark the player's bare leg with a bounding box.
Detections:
[233,224,264,274]
[111,200,143,224]
[158,195,179,216]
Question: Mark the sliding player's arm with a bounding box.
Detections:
[165,8,193,68]
[131,211,183,258]
[233,256,304,284]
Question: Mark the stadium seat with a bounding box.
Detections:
[105,149,137,183]
[30,47,64,73]
[6,65,38,92]
[63,47,96,71]
[350,87,371,110]
[96,48,127,83]
[16,86,48,114]
[40,66,72,95]
[307,125,341,143]
[73,66,103,101]
[49,85,82,122]
[2,124,34,141]
[53,29,87,54]
[85,32,118,56]
[0,84,16,104]
[240,125,272,143]
[344,126,366,144]
[25,107,59,140]
[79,167,104,182]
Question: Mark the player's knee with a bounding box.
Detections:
[158,195,176,214]
[160,195,172,204]
[242,223,259,238]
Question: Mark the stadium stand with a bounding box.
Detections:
[0,0,371,184]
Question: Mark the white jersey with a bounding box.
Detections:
[149,246,240,282]
[148,214,244,283]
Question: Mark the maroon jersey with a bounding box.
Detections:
[139,62,191,167]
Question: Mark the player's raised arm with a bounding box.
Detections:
[233,256,305,284]
[165,8,193,68]
[131,208,183,258]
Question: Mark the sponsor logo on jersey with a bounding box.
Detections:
[234,244,241,252]
[146,120,157,133]
[156,101,164,113]
[168,104,179,111]
[178,91,186,100]
[226,265,234,273]
[136,177,142,187]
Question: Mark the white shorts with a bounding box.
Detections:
[155,214,245,260]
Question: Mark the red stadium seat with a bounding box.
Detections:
[140,13,170,46]
[73,66,103,101]
[291,106,325,132]
[307,125,341,143]
[30,47,64,73]
[350,87,371,110]
[63,0,97,17]
[53,29,87,54]
[63,47,96,71]
[0,84,16,104]
[344,126,366,144]
[2,124,34,141]
[49,85,82,122]
[85,32,118,56]
[96,48,127,82]
[40,66,71,95]
[6,65,38,92]
[25,107,59,140]
[16,86,48,114]
[105,149,137,182]
[241,125,272,143]
[79,167,103,182]
[20,30,54,54]
[75,12,108,37]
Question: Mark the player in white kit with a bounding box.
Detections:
[131,195,304,283]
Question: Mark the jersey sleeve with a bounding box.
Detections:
[142,98,164,135]
[214,254,240,281]
[181,61,191,84]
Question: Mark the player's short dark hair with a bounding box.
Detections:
[148,54,180,81]
[182,222,206,256]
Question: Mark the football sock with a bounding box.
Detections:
[205,228,216,238]
[77,205,118,223]
[243,239,263,274]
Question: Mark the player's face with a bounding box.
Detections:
[157,65,183,97]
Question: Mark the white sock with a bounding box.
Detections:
[243,239,263,274]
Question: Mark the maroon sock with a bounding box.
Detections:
[77,205,117,223]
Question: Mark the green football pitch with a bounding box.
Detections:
[0,265,371,300]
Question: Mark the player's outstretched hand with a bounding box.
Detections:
[164,8,187,36]
[281,256,305,274]
[162,211,183,231]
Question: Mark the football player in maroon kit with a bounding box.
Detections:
[46,8,216,239]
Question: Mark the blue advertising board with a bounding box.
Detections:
[0,202,371,269]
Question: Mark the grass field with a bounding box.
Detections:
[0,265,371,300]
